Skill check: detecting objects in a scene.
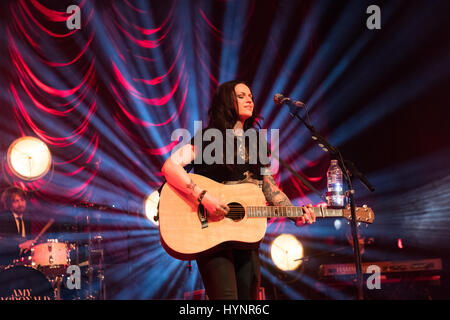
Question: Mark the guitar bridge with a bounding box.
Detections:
[197,204,208,229]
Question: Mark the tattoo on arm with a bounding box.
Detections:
[262,175,293,206]
[274,198,292,207]
[262,175,276,202]
[186,178,197,196]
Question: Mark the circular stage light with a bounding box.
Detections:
[7,137,52,181]
[144,190,160,226]
[270,234,304,271]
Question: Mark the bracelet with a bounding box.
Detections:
[198,190,207,203]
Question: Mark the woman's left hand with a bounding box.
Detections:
[296,204,316,226]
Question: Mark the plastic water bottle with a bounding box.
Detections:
[326,160,345,207]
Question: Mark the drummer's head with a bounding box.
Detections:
[1,187,27,215]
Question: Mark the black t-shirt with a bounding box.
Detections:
[187,128,270,183]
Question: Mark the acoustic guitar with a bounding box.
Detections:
[158,174,374,260]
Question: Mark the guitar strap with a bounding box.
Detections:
[197,204,208,229]
[154,183,165,222]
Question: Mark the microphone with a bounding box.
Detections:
[273,93,305,108]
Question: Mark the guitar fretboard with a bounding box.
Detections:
[247,206,344,219]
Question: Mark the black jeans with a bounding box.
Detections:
[196,247,261,300]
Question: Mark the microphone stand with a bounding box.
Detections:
[283,103,375,300]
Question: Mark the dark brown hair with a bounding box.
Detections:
[207,80,260,131]
[1,187,26,211]
[204,81,268,175]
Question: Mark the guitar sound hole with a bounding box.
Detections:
[226,202,245,222]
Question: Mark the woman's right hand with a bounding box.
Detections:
[200,193,230,221]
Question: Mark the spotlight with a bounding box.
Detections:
[270,234,304,271]
[7,137,52,181]
[144,190,160,226]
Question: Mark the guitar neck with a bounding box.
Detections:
[247,206,344,219]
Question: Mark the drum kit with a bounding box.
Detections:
[0,239,74,300]
[0,203,108,300]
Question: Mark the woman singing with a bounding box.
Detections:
[162,80,316,299]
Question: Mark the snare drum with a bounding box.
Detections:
[31,239,71,277]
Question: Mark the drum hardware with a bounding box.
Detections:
[86,234,106,300]
[1,202,113,300]
[71,202,107,300]
[49,275,63,300]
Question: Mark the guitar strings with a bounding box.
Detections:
[214,205,306,218]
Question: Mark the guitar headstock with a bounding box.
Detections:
[342,205,374,224]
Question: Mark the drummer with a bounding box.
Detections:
[0,187,35,267]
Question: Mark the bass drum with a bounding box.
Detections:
[0,266,54,300]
